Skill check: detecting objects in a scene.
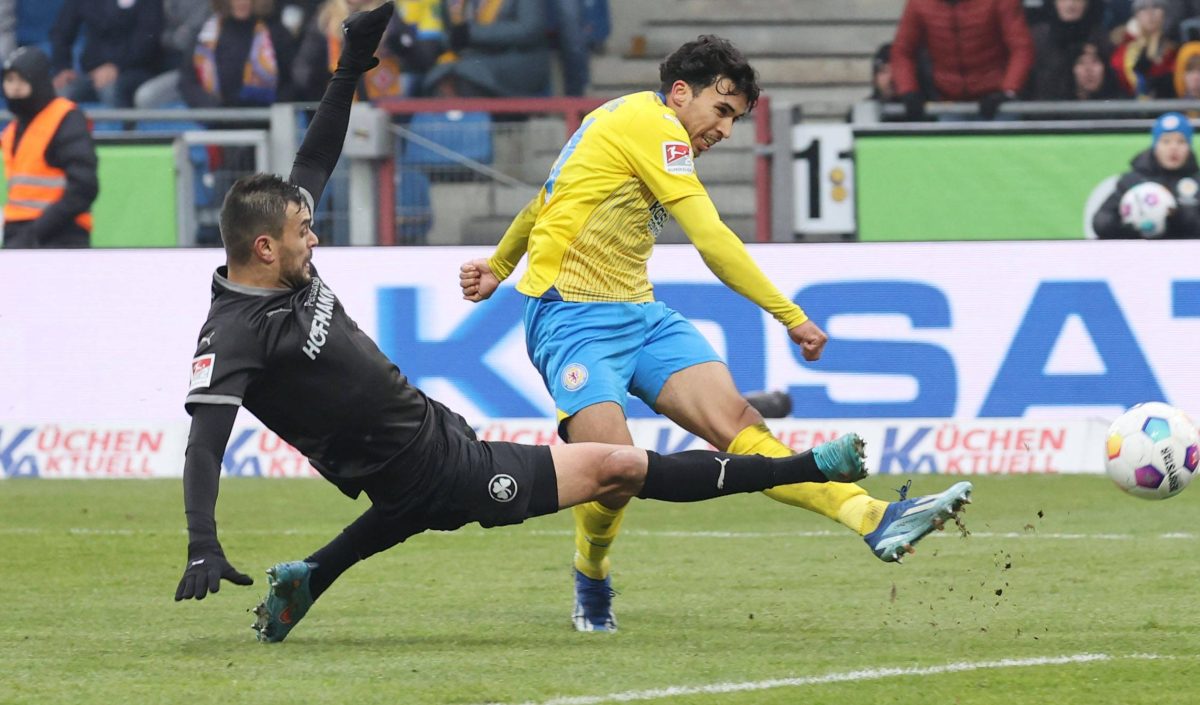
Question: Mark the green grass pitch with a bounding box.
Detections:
[2,475,1197,705]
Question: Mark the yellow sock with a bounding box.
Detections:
[572,501,626,579]
[727,423,887,535]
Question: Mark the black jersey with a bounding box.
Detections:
[185,266,430,479]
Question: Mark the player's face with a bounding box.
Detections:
[669,77,748,156]
[1154,132,1191,171]
[277,202,319,288]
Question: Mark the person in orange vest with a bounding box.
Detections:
[2,46,98,249]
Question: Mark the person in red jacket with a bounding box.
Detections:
[891,0,1035,120]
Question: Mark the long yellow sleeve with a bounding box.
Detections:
[487,195,542,281]
[667,194,808,328]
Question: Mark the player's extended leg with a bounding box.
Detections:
[654,361,888,531]
[562,403,636,632]
[252,504,426,643]
[654,361,972,561]
[549,441,864,509]
[657,363,973,561]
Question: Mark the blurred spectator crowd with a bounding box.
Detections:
[872,0,1200,120]
[0,0,612,111]
[0,0,611,249]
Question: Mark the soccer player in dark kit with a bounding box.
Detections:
[171,3,874,643]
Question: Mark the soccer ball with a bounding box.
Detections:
[1119,182,1176,238]
[1105,402,1199,500]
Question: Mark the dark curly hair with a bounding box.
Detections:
[659,35,760,112]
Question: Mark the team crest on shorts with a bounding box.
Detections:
[562,363,588,391]
[488,474,518,502]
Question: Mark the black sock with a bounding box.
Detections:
[305,531,360,600]
[636,450,825,502]
[305,505,428,599]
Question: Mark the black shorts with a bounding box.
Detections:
[346,400,559,532]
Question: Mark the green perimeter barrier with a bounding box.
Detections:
[856,132,1151,241]
[1,143,177,248]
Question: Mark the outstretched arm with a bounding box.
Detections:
[460,194,541,302]
[175,403,252,601]
[667,194,829,360]
[288,2,395,206]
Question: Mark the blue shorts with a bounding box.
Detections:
[523,297,722,424]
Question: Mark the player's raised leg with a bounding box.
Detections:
[655,361,970,561]
[863,480,973,562]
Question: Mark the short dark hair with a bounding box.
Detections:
[218,173,306,265]
[659,35,760,113]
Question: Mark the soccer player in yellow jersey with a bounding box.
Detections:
[460,36,973,632]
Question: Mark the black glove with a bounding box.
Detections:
[174,540,253,601]
[979,90,1012,120]
[448,22,470,52]
[337,2,396,74]
[900,91,925,121]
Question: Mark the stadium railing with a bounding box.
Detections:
[372,95,776,246]
[0,106,295,247]
[371,97,601,247]
[859,98,1200,124]
[1,97,778,247]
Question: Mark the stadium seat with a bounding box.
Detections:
[396,166,433,243]
[401,111,494,176]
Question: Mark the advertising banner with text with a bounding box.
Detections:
[1,241,1195,477]
[0,418,1109,478]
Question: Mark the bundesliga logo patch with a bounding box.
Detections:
[190,354,215,391]
[661,141,694,175]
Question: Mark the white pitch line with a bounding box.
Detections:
[486,653,1171,705]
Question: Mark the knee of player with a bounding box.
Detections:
[599,446,646,493]
[735,401,764,432]
[710,403,764,450]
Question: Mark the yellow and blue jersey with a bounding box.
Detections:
[515,91,708,303]
[484,90,808,422]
